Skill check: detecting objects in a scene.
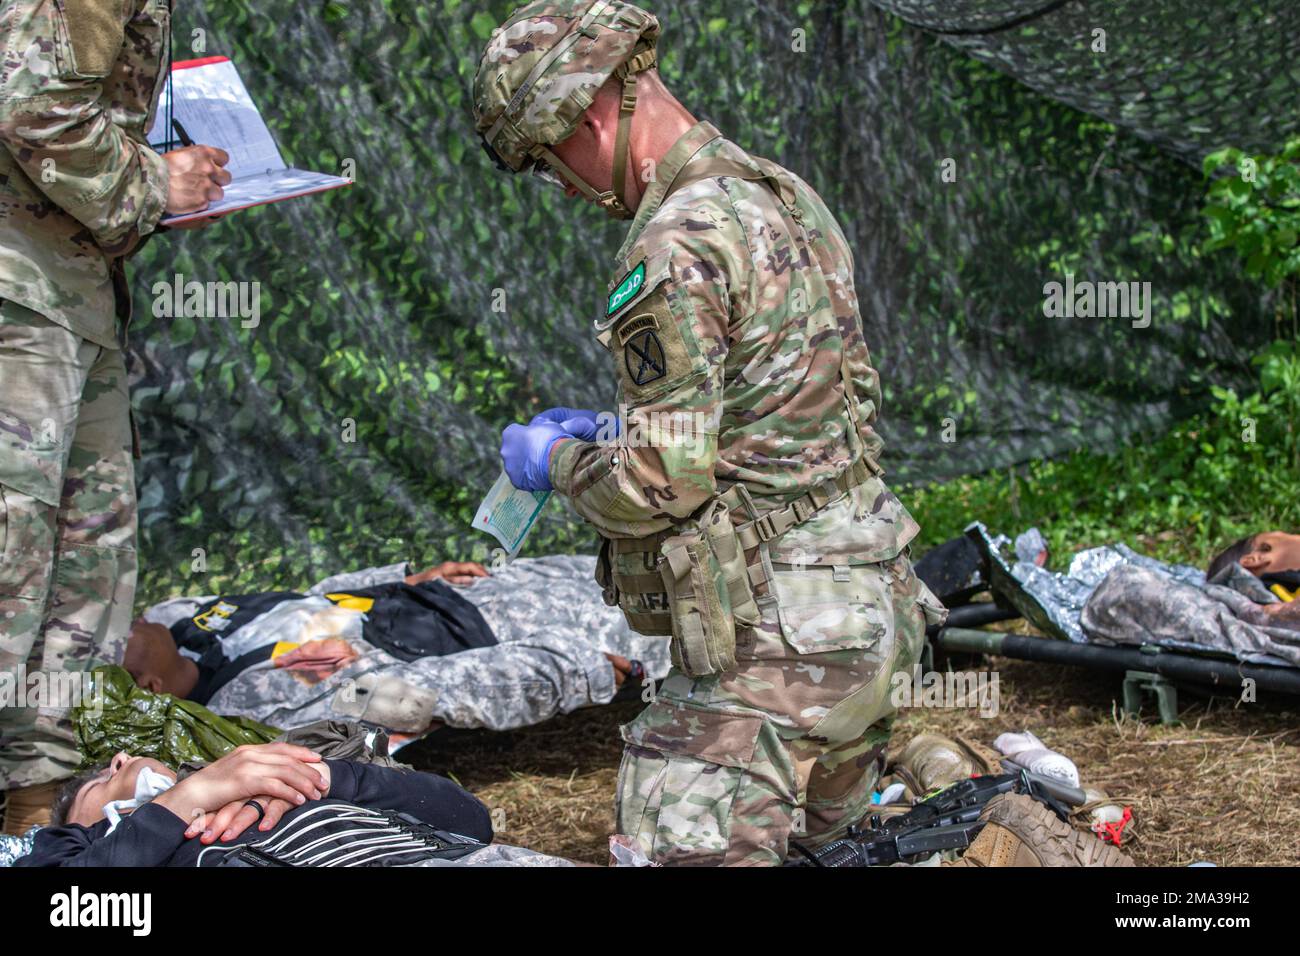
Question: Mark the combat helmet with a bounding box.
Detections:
[472,1,660,220]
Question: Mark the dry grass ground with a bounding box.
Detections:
[402,651,1300,866]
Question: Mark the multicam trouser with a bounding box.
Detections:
[616,550,944,866]
[0,300,137,790]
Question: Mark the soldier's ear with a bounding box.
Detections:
[574,112,603,146]
[1240,551,1265,570]
[139,674,165,694]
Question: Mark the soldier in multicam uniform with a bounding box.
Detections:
[0,0,231,832]
[474,1,947,865]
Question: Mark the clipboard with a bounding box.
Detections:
[147,56,352,224]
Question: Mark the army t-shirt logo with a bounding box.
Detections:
[193,600,239,632]
[625,328,666,386]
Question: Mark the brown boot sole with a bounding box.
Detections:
[976,792,1136,867]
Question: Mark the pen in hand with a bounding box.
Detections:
[172,118,195,148]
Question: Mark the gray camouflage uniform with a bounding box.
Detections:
[145,555,672,733]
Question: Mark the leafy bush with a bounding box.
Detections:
[905,369,1298,571]
[1202,138,1300,300]
[907,139,1300,569]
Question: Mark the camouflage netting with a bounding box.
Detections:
[129,0,1297,606]
[872,0,1300,160]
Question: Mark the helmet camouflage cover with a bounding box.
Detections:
[472,0,661,218]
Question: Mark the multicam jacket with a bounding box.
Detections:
[549,121,918,565]
[0,0,171,348]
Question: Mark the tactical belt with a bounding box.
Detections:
[610,455,876,558]
[722,455,879,557]
[604,455,879,636]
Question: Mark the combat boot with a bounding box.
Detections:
[945,792,1135,867]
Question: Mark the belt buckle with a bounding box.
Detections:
[754,513,779,542]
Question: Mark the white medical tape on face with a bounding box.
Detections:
[102,766,176,835]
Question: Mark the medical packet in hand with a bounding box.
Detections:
[473,470,551,556]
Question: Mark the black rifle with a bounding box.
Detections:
[787,769,1085,867]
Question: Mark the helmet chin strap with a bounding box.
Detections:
[530,47,657,222]
[531,144,632,220]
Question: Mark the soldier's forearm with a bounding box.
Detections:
[548,435,586,497]
[549,438,658,536]
[0,96,170,255]
[550,434,716,537]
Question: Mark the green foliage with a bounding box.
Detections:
[1252,339,1300,471]
[911,136,1300,567]
[905,355,1300,570]
[1200,137,1300,470]
[1203,138,1300,334]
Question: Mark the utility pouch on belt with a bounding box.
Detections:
[659,523,733,677]
[600,499,761,677]
[658,500,759,677]
[702,499,762,628]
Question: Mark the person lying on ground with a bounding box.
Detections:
[1206,530,1300,628]
[1208,530,1300,580]
[125,553,668,738]
[16,742,493,867]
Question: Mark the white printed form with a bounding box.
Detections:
[148,56,351,223]
[473,471,552,556]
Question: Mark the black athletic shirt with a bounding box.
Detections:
[16,760,492,867]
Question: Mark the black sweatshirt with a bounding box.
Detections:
[16,760,493,867]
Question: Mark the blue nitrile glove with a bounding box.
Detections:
[529,407,599,428]
[529,407,601,441]
[501,421,572,491]
[529,407,621,441]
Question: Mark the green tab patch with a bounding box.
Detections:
[606,261,646,318]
